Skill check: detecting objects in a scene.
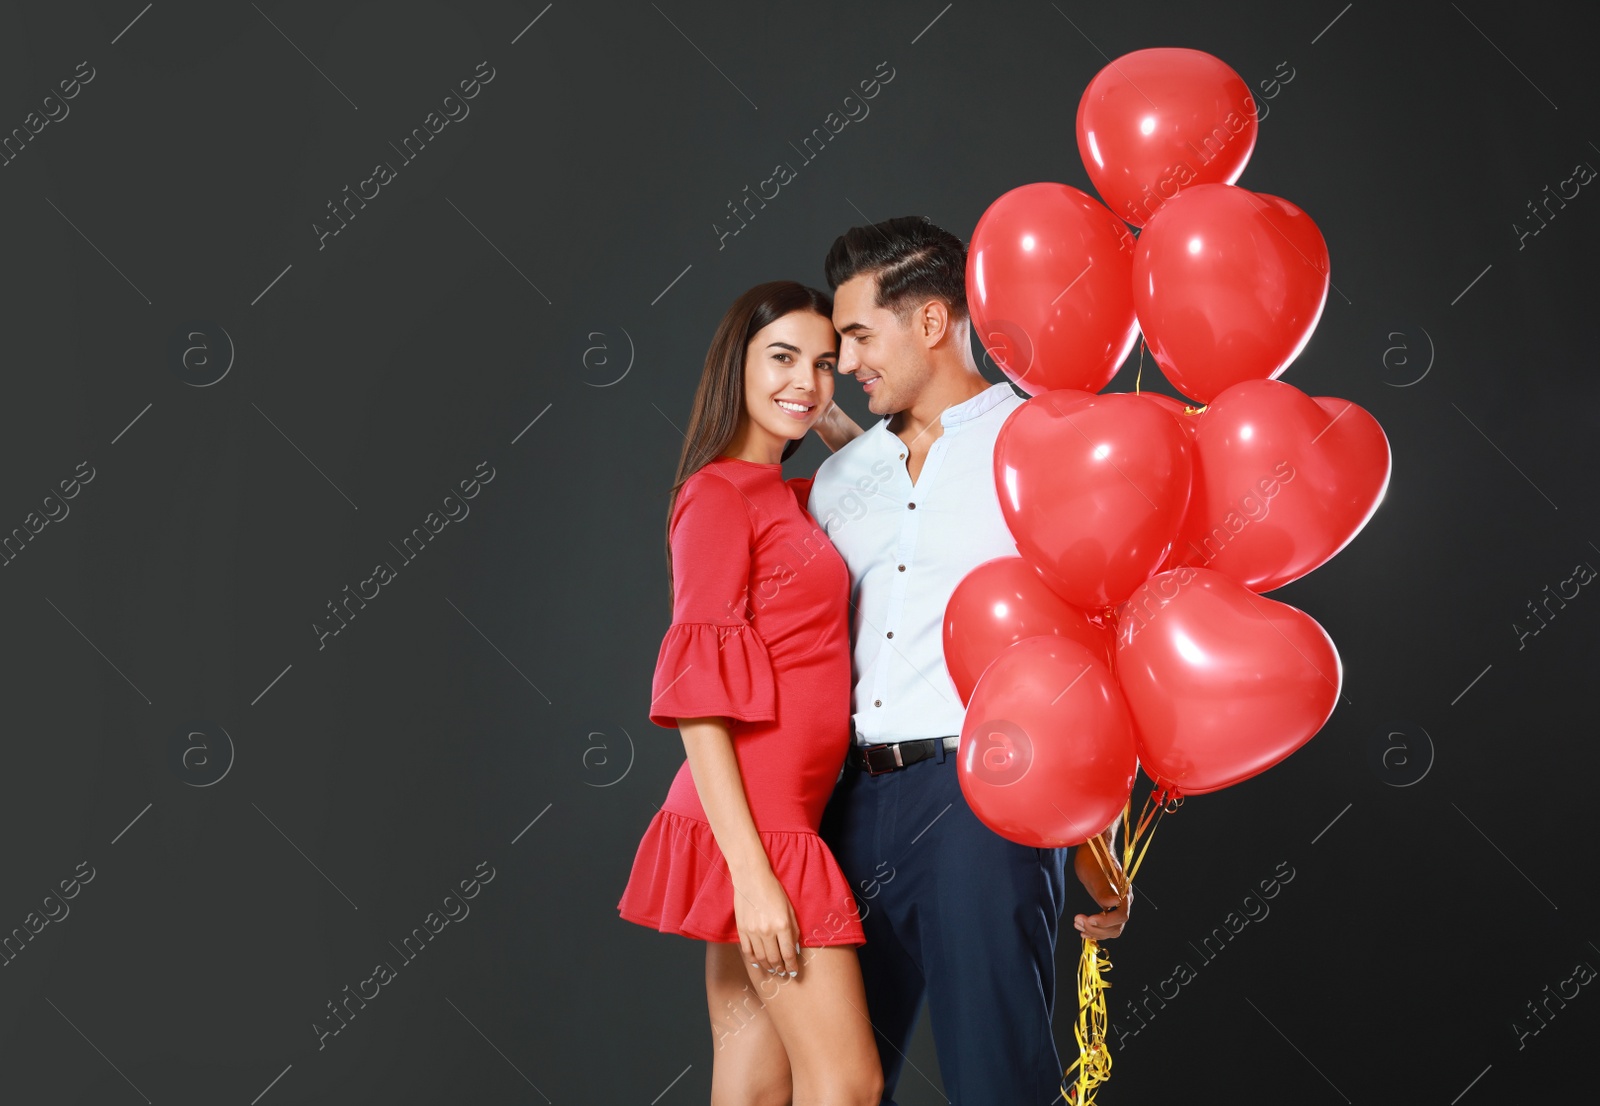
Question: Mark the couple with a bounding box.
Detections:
[617,216,1131,1105]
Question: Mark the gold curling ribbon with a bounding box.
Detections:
[1131,339,1209,415]
[1060,785,1181,1106]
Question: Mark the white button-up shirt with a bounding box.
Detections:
[809,381,1024,744]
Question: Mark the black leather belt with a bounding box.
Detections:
[845,736,960,775]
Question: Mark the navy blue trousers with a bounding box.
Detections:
[820,742,1071,1105]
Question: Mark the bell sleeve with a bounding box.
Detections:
[648,471,776,728]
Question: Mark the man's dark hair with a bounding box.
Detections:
[824,215,968,322]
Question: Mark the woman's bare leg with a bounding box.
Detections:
[745,944,883,1106]
[706,941,792,1106]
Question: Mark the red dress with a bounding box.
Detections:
[617,457,866,947]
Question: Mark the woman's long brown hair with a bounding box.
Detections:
[665,280,835,600]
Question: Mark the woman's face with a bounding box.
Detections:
[740,310,838,445]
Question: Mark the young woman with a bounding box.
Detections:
[617,281,880,1105]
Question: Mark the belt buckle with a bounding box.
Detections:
[861,742,903,776]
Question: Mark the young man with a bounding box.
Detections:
[809,215,1129,1105]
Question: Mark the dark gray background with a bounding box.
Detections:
[1,1,1596,1102]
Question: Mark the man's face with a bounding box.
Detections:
[832,273,936,417]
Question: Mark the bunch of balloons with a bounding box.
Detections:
[952,47,1392,848]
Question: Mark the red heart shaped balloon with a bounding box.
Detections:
[1169,378,1391,592]
[958,637,1136,847]
[995,390,1193,609]
[1127,390,1202,437]
[1133,184,1330,404]
[1127,392,1204,575]
[1114,567,1341,794]
[1075,47,1259,227]
[944,556,1115,704]
[967,182,1141,395]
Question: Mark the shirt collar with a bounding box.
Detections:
[940,382,1018,428]
[869,381,1019,441]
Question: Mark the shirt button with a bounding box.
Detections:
[874,699,882,707]
[886,631,894,639]
[897,564,906,572]
[907,502,916,510]
[899,452,905,459]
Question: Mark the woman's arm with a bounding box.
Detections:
[678,717,802,976]
[812,399,865,453]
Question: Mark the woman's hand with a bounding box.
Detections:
[675,719,802,975]
[812,399,864,453]
[732,865,803,977]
